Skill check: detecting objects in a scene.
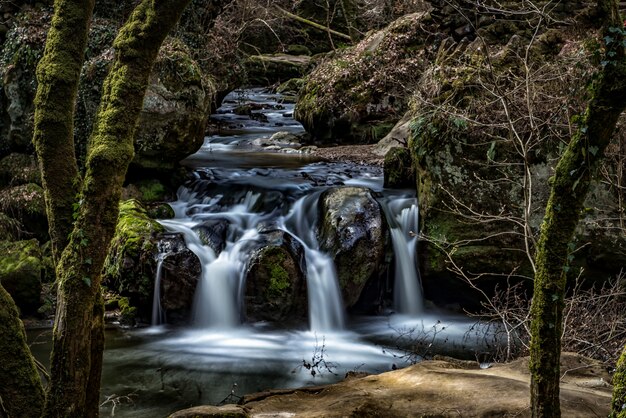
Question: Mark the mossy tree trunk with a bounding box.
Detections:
[42,1,193,416]
[33,0,94,264]
[0,284,45,418]
[529,1,626,416]
[612,344,626,417]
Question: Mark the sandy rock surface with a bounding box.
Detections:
[171,353,612,417]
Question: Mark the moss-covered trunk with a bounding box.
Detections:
[42,1,192,416]
[612,344,626,417]
[0,284,45,418]
[529,2,626,416]
[33,0,95,264]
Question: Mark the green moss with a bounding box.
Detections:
[261,248,292,299]
[102,199,164,300]
[0,239,43,314]
[137,179,166,202]
[612,346,626,417]
[118,296,137,325]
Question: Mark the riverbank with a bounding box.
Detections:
[171,352,612,417]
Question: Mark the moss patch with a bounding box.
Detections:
[102,199,164,317]
[0,239,42,314]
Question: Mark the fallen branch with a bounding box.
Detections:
[274,6,352,41]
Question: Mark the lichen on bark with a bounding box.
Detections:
[41,0,196,416]
[612,345,626,417]
[529,1,626,416]
[0,284,45,418]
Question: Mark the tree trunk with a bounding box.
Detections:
[529,2,626,416]
[0,284,45,418]
[42,1,192,416]
[32,0,94,264]
[612,344,626,417]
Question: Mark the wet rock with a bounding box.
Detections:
[0,239,42,314]
[0,183,48,241]
[245,229,307,323]
[158,232,201,324]
[102,200,164,321]
[383,147,415,188]
[193,218,229,255]
[318,187,388,308]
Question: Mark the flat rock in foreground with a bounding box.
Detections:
[170,353,612,417]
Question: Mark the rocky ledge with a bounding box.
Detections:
[170,352,611,417]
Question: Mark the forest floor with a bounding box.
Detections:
[171,352,612,417]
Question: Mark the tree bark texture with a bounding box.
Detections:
[32,0,95,264]
[42,1,192,416]
[612,345,626,417]
[0,284,45,418]
[529,2,626,416]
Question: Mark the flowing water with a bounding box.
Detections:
[30,88,497,417]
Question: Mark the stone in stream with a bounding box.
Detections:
[193,218,230,255]
[317,186,389,310]
[157,232,201,325]
[245,229,307,323]
[102,200,165,322]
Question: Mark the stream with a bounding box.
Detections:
[32,89,497,417]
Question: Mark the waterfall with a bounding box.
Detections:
[159,190,263,329]
[283,193,346,331]
[381,197,423,314]
[151,254,166,326]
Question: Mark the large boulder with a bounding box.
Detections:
[1,3,240,173]
[157,232,202,324]
[317,187,388,308]
[404,12,625,309]
[78,38,216,175]
[245,229,307,323]
[0,239,42,314]
[295,12,433,144]
[102,200,165,321]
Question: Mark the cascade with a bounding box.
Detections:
[151,253,166,326]
[282,193,346,331]
[381,197,423,314]
[159,190,264,329]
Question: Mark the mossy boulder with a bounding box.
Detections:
[245,229,307,323]
[102,200,165,321]
[1,6,236,175]
[0,183,48,241]
[0,239,42,314]
[157,232,201,324]
[0,153,41,188]
[404,17,625,309]
[318,186,388,308]
[383,147,415,188]
[295,12,433,144]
